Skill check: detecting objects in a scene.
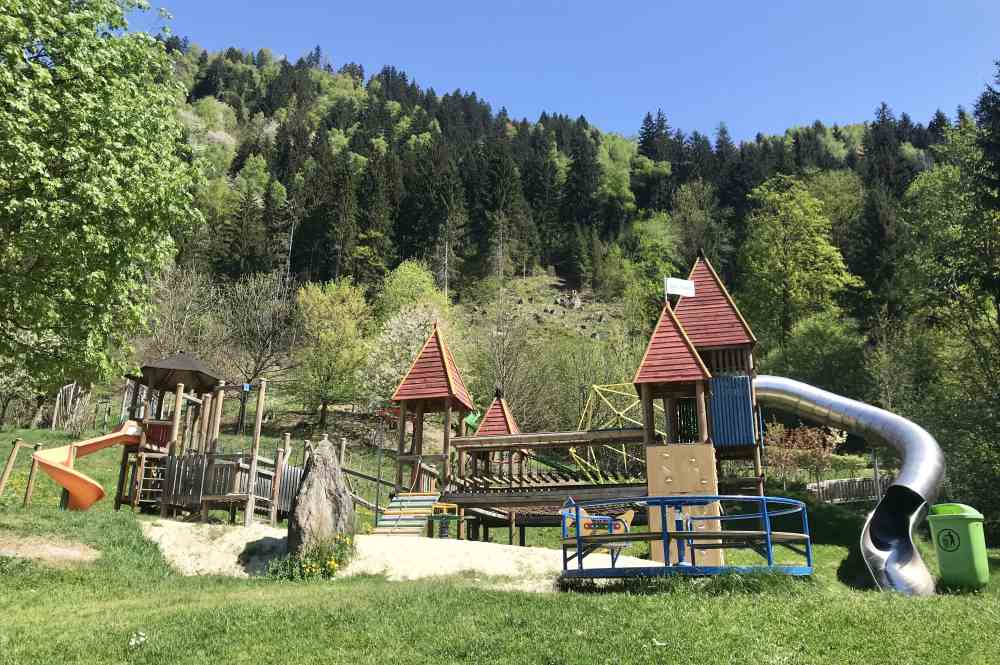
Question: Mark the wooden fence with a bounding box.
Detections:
[807,474,894,504]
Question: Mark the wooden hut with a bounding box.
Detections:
[391,323,474,491]
[633,301,712,446]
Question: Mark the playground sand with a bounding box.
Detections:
[140,521,648,589]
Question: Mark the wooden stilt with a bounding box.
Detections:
[244,379,268,527]
[22,444,41,508]
[161,382,185,518]
[0,439,22,497]
[695,381,709,444]
[113,445,130,510]
[395,402,407,491]
[269,445,285,526]
[442,405,451,483]
[640,383,655,446]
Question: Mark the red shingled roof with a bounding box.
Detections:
[674,255,756,349]
[391,323,474,411]
[633,302,711,386]
[475,397,520,436]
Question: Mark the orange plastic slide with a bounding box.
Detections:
[34,420,144,510]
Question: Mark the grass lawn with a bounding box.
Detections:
[1,427,998,664]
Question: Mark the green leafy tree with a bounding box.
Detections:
[739,176,861,351]
[292,280,371,428]
[374,260,447,323]
[0,1,201,382]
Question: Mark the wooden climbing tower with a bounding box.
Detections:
[391,322,474,491]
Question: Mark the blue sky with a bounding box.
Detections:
[135,1,1000,141]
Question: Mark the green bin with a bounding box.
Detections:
[927,503,989,589]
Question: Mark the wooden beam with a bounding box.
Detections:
[640,383,655,446]
[244,378,267,527]
[22,444,41,508]
[395,401,407,491]
[442,405,451,483]
[695,380,709,444]
[452,428,645,449]
[0,439,22,497]
[210,382,225,453]
[269,444,285,526]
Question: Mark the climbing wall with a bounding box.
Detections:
[646,444,724,566]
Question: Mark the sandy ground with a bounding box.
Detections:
[139,520,648,591]
[0,535,100,567]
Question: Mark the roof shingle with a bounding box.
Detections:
[674,255,756,349]
[633,302,711,386]
[391,323,474,411]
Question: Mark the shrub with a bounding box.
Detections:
[265,534,355,581]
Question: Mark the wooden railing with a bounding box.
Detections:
[450,429,648,493]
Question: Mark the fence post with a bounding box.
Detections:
[338,437,347,467]
[244,379,267,527]
[269,445,285,526]
[22,444,42,508]
[0,439,22,497]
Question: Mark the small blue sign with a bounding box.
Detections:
[243,383,251,392]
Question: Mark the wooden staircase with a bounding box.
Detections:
[373,492,439,536]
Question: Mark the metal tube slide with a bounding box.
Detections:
[754,375,945,595]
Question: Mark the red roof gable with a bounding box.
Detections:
[474,397,520,437]
[391,323,474,411]
[675,255,756,349]
[633,303,711,386]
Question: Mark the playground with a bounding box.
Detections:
[0,256,997,664]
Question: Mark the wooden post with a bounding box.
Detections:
[338,437,347,467]
[127,379,140,420]
[198,393,212,454]
[695,381,709,444]
[508,510,515,545]
[210,382,225,452]
[59,445,77,509]
[269,445,285,526]
[22,444,41,508]
[663,397,679,443]
[442,405,451,483]
[132,453,145,509]
[143,386,155,421]
[113,446,130,510]
[0,439,22,497]
[519,524,526,547]
[395,401,407,491]
[458,411,467,437]
[51,386,62,431]
[640,383,655,446]
[244,378,267,527]
[155,389,166,420]
[161,382,185,518]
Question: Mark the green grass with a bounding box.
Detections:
[2,427,999,664]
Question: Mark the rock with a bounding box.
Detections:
[288,439,355,553]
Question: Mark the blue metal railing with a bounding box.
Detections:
[559,494,812,579]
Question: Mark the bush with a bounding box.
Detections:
[265,534,355,581]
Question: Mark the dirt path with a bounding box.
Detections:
[139,520,648,590]
[0,535,100,567]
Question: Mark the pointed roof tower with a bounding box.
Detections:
[674,254,756,349]
[633,302,711,390]
[474,388,520,437]
[391,322,474,412]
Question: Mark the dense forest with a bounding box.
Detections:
[2,4,998,531]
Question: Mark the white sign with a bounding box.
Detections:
[665,277,695,299]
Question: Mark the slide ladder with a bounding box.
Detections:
[373,492,439,536]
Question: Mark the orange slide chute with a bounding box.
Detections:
[33,420,144,510]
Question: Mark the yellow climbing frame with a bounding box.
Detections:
[577,383,667,437]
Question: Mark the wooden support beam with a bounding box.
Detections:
[269,445,285,526]
[640,383,655,446]
[113,445,130,510]
[695,380,709,444]
[198,393,212,454]
[245,379,267,527]
[210,382,225,453]
[442,405,451,483]
[0,439,23,497]
[22,444,41,508]
[395,401,407,491]
[452,428,645,448]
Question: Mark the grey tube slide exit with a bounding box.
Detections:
[754,375,945,595]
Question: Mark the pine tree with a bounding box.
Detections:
[560,120,601,229]
[638,112,658,160]
[927,109,951,144]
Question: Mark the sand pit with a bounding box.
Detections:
[140,520,649,589]
[0,535,100,567]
